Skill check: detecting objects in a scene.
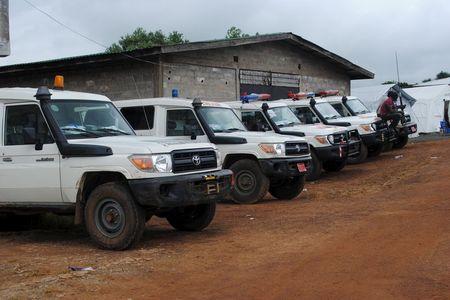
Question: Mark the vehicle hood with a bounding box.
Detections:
[215,131,307,144]
[334,116,380,125]
[358,112,378,118]
[68,136,215,154]
[279,124,345,136]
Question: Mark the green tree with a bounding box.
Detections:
[422,78,432,83]
[225,26,250,39]
[382,80,396,85]
[436,71,450,80]
[106,27,189,53]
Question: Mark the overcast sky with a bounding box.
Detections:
[1,0,450,87]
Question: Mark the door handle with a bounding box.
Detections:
[2,157,12,162]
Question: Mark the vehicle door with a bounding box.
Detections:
[0,103,61,203]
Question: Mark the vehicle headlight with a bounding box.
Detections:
[129,154,172,173]
[360,124,375,133]
[315,135,331,145]
[215,150,222,167]
[259,143,285,155]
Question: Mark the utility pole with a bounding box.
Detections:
[0,0,10,57]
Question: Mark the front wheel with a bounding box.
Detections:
[348,142,368,164]
[229,159,270,204]
[269,176,306,200]
[393,135,408,149]
[84,182,146,250]
[323,159,347,172]
[306,150,322,181]
[167,203,216,231]
[368,143,384,157]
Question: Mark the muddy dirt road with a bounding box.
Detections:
[0,139,449,299]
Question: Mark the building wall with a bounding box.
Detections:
[163,41,351,100]
[0,62,157,101]
[162,64,237,101]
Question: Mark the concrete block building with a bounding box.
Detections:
[0,33,373,101]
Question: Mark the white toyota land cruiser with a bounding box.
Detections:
[0,87,232,250]
[225,100,361,181]
[115,98,312,204]
[325,95,417,150]
[277,96,387,163]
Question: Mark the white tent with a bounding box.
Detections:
[352,84,416,112]
[403,85,450,133]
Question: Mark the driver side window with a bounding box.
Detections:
[241,111,272,132]
[294,107,320,124]
[5,105,53,146]
[166,109,204,136]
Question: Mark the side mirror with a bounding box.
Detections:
[35,137,44,151]
[183,125,197,140]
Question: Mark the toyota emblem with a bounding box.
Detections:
[192,155,201,166]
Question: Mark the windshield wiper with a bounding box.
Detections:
[225,128,244,132]
[61,127,101,137]
[97,128,131,135]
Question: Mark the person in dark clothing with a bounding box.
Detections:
[377,91,403,128]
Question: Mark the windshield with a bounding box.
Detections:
[197,107,247,133]
[347,99,370,115]
[315,103,342,120]
[267,107,302,127]
[47,100,134,139]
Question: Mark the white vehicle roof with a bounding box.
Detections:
[224,100,288,110]
[320,96,360,104]
[275,98,332,107]
[115,97,232,109]
[0,87,110,106]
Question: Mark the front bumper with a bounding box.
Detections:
[259,156,311,178]
[398,122,417,136]
[360,130,387,146]
[315,144,350,162]
[128,170,233,208]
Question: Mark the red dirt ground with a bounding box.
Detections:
[0,139,449,299]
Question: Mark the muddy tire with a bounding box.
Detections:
[348,142,368,164]
[306,150,322,181]
[229,159,269,204]
[393,135,408,149]
[167,203,216,231]
[383,142,394,152]
[368,143,384,157]
[84,182,145,250]
[323,159,347,172]
[269,176,306,200]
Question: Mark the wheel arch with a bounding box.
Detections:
[222,153,259,169]
[74,171,128,225]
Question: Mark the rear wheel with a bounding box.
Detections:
[306,150,322,181]
[393,135,409,149]
[348,142,368,164]
[85,182,145,250]
[269,176,306,200]
[167,203,216,231]
[229,159,269,204]
[323,159,347,172]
